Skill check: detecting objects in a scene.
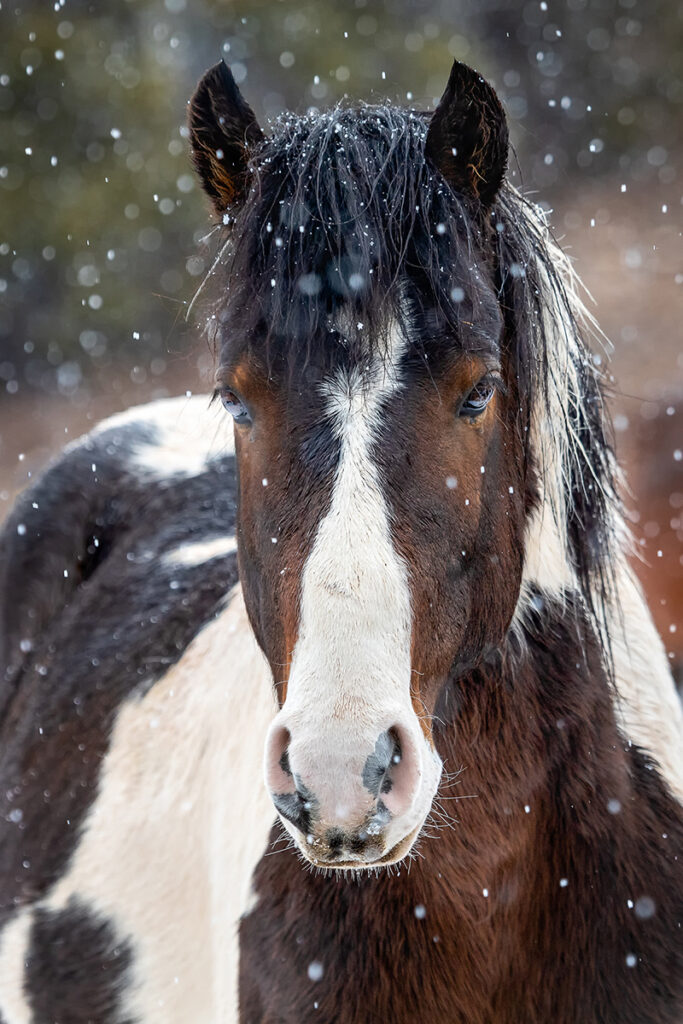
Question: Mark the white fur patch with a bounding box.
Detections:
[0,912,34,1024]
[289,343,412,710]
[515,202,587,611]
[610,561,683,802]
[91,394,234,479]
[290,358,412,712]
[0,587,276,1024]
[164,536,238,567]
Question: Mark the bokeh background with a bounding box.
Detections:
[1,0,681,677]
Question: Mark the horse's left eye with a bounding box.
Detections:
[219,389,251,424]
[459,380,495,418]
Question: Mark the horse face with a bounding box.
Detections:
[190,61,524,868]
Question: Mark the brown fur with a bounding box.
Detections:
[381,352,528,726]
[220,354,338,706]
[240,600,683,1023]
[187,62,263,216]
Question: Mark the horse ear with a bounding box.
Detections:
[425,60,508,208]
[188,61,264,217]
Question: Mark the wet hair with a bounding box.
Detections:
[202,100,618,662]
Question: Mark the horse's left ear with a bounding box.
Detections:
[425,60,508,208]
[188,61,264,217]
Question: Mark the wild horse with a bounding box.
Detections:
[0,60,681,1024]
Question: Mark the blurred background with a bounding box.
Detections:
[0,0,681,677]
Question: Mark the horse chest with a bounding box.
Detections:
[239,851,519,1024]
[238,801,683,1024]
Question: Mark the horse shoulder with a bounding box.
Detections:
[0,394,231,706]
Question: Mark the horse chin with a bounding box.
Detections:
[290,820,425,873]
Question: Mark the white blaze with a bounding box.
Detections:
[276,332,444,839]
[287,344,412,726]
[266,331,444,857]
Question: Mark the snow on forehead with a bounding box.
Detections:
[217,101,499,374]
[270,104,428,148]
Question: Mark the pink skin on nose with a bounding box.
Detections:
[263,716,424,850]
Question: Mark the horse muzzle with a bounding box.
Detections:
[263,711,442,868]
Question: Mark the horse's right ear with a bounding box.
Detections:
[188,61,264,217]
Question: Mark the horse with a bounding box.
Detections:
[0,59,681,1024]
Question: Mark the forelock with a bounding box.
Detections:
[211,103,497,373]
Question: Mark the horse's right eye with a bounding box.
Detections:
[219,389,251,424]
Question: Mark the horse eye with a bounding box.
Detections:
[219,388,251,424]
[459,380,495,418]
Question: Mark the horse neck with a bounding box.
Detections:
[426,591,628,898]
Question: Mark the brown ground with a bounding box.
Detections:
[1,182,681,675]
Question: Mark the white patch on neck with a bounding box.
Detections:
[163,535,237,568]
[90,394,234,480]
[514,201,587,614]
[0,912,33,1024]
[512,195,615,627]
[610,558,683,802]
[2,587,277,1023]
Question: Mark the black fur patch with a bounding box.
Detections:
[272,776,317,836]
[0,414,239,921]
[25,898,134,1023]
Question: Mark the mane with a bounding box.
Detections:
[201,102,620,667]
[493,188,620,662]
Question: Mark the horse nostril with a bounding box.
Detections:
[384,727,403,791]
[362,728,400,799]
[279,747,292,777]
[373,723,421,818]
[271,788,313,834]
[264,724,292,793]
[264,722,319,834]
